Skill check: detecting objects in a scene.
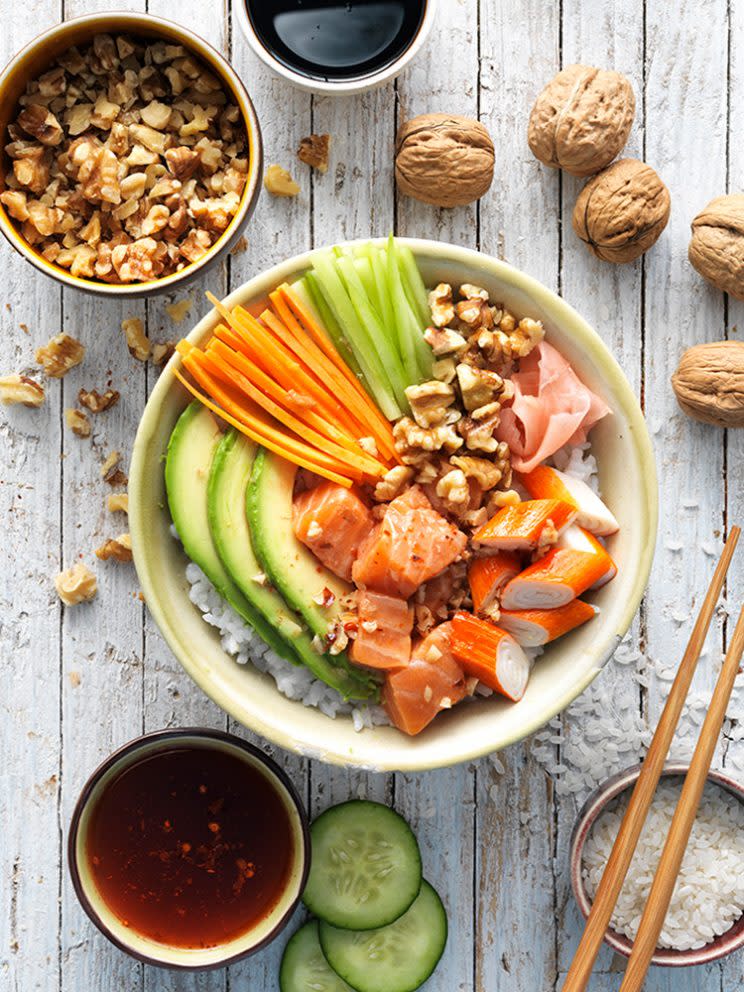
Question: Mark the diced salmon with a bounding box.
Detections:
[352,485,468,597]
[293,480,373,581]
[349,590,413,671]
[382,622,467,735]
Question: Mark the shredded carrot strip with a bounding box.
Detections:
[173,368,353,488]
[180,355,360,483]
[191,347,384,479]
[278,284,399,462]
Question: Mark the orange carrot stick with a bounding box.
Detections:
[468,552,522,614]
[449,612,530,702]
[499,600,599,647]
[473,499,577,552]
[172,367,353,488]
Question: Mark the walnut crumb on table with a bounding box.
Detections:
[165,297,192,323]
[35,333,85,377]
[298,133,331,173]
[65,408,91,437]
[107,493,129,514]
[78,387,119,413]
[264,164,300,197]
[95,533,132,562]
[55,562,97,605]
[150,341,176,366]
[121,317,150,361]
[0,374,45,407]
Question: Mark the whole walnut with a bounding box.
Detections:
[572,158,670,263]
[688,194,744,301]
[528,65,635,177]
[395,113,494,208]
[671,341,744,427]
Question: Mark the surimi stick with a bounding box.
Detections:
[501,548,612,610]
[450,612,531,702]
[468,552,522,615]
[516,464,619,537]
[499,600,599,647]
[560,525,618,589]
[472,499,577,552]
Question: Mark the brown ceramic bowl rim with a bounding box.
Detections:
[0,12,263,298]
[570,761,744,967]
[67,727,310,970]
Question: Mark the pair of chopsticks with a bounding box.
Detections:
[563,525,744,992]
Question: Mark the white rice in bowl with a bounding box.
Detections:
[582,779,744,951]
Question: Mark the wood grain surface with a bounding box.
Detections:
[1,2,743,990]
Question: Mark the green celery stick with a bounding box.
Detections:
[398,242,432,328]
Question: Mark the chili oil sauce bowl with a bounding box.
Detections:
[68,729,309,969]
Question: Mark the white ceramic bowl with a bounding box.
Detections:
[235,0,438,95]
[129,238,658,772]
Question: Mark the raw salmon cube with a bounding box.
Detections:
[293,480,373,581]
[352,485,467,597]
[382,622,467,736]
[349,590,413,671]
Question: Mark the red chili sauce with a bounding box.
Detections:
[86,745,294,948]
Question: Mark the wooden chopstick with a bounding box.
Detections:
[618,602,744,990]
[562,525,740,992]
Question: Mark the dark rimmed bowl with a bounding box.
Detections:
[0,13,263,298]
[570,762,744,967]
[68,728,309,970]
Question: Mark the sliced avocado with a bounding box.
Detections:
[165,402,294,663]
[208,429,372,697]
[247,448,380,701]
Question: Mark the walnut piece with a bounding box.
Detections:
[165,297,193,323]
[100,449,121,481]
[264,164,300,197]
[65,408,91,437]
[107,493,129,513]
[18,104,64,146]
[436,468,470,507]
[78,387,119,412]
[393,417,463,465]
[151,340,176,366]
[395,113,495,208]
[450,454,505,491]
[528,64,635,177]
[35,332,85,377]
[671,341,744,428]
[456,363,504,411]
[405,380,456,428]
[121,316,151,360]
[55,562,98,605]
[688,194,744,301]
[424,326,467,356]
[573,158,671,263]
[298,133,331,173]
[0,373,45,407]
[95,533,133,562]
[373,465,415,502]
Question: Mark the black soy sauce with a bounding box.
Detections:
[246,0,427,82]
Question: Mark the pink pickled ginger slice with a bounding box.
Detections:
[496,341,610,472]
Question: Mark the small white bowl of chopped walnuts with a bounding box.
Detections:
[0,13,263,296]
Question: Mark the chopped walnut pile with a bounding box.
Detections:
[35,333,85,377]
[0,373,45,406]
[297,133,331,173]
[55,562,98,605]
[95,532,132,562]
[1,34,250,284]
[65,407,91,437]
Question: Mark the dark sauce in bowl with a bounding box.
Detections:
[85,745,294,948]
[245,0,427,81]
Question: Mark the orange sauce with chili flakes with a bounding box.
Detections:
[86,745,294,948]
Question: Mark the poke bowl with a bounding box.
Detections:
[129,237,657,772]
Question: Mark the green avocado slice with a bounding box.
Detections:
[247,448,380,702]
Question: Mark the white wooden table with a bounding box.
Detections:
[2,1,743,989]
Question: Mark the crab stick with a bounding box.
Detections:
[472,499,577,552]
[450,612,531,702]
[499,600,599,647]
[501,547,613,610]
[516,464,619,537]
[559,525,617,589]
[468,552,522,615]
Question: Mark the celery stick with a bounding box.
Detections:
[366,244,397,348]
[336,255,409,411]
[353,256,381,315]
[298,274,365,380]
[386,235,431,384]
[311,251,402,420]
[398,242,431,328]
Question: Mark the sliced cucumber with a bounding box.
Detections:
[319,881,447,992]
[280,920,354,992]
[304,801,422,930]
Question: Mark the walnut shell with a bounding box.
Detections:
[528,65,635,177]
[395,113,494,208]
[671,341,744,427]
[688,194,744,301]
[572,158,670,263]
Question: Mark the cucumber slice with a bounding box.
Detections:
[319,881,447,992]
[280,920,354,992]
[303,801,422,930]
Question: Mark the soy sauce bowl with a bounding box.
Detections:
[68,729,310,970]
